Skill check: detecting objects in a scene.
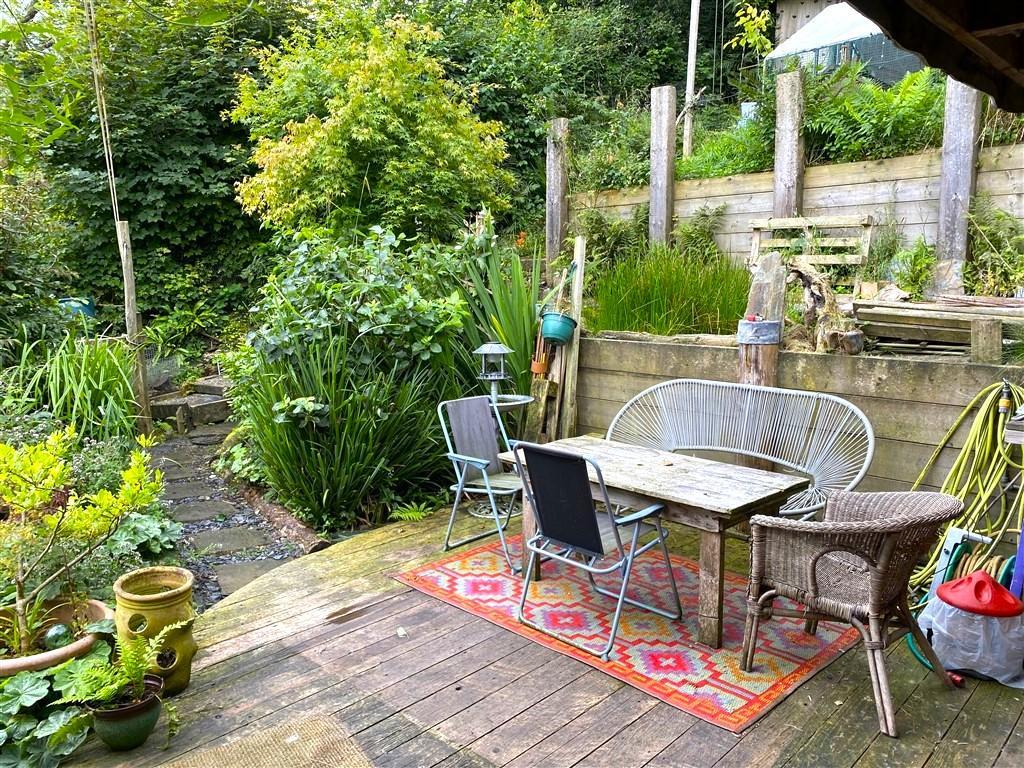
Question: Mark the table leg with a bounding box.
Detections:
[698,529,725,648]
[521,487,541,581]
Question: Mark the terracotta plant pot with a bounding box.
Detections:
[90,674,164,751]
[530,358,549,375]
[0,599,113,678]
[114,567,197,695]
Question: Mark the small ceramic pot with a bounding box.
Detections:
[540,312,577,345]
[0,599,113,678]
[530,358,549,375]
[90,675,164,751]
[114,567,197,695]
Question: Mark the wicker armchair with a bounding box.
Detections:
[740,491,964,737]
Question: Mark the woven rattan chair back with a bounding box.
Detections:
[607,379,874,517]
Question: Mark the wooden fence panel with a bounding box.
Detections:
[569,145,1023,260]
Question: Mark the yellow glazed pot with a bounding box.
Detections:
[113,566,197,695]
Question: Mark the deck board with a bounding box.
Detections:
[78,512,1006,767]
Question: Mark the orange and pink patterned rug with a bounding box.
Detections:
[395,537,859,732]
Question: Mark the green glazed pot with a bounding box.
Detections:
[114,566,197,695]
[90,675,163,751]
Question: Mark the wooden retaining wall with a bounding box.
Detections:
[576,335,1024,493]
[570,144,1024,261]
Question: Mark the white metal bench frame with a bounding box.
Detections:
[606,379,874,518]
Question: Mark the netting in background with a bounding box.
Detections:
[773,34,924,85]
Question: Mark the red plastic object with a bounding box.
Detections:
[937,570,1024,617]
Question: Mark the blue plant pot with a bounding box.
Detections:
[58,297,96,318]
[541,312,577,345]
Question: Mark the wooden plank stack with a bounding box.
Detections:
[853,298,1024,361]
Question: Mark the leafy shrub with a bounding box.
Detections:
[586,206,749,335]
[573,103,651,191]
[232,7,511,239]
[34,0,296,328]
[570,206,648,291]
[892,237,937,300]
[459,211,542,397]
[965,198,1024,297]
[0,175,69,364]
[227,229,469,529]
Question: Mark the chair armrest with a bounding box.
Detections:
[614,504,665,526]
[447,453,490,471]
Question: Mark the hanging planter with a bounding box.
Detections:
[541,311,577,346]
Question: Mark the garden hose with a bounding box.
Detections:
[908,380,1024,592]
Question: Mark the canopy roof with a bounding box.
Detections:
[846,1,1024,112]
[767,3,882,61]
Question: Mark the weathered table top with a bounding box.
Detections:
[500,435,809,516]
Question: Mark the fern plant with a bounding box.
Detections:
[56,621,185,708]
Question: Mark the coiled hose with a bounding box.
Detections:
[909,380,1024,595]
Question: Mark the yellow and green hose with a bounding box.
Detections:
[909,380,1024,594]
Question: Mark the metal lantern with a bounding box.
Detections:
[473,342,512,400]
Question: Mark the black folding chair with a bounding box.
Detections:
[512,442,682,661]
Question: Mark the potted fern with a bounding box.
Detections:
[56,623,182,751]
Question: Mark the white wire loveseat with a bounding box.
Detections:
[606,379,874,519]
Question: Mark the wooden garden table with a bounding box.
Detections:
[499,435,809,648]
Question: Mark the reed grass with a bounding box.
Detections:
[244,331,445,531]
[586,245,750,336]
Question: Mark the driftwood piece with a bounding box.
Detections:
[789,260,858,354]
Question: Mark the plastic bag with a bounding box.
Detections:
[919,598,1024,688]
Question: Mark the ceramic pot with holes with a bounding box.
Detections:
[113,567,197,695]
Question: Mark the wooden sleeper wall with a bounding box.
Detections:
[577,336,1024,493]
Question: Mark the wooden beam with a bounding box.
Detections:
[558,237,587,439]
[931,77,982,297]
[971,318,1002,364]
[773,71,805,218]
[649,85,677,245]
[545,118,569,284]
[115,220,152,435]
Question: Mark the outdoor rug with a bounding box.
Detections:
[395,537,859,732]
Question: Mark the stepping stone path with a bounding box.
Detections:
[150,423,304,611]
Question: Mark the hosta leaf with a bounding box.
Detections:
[35,708,90,757]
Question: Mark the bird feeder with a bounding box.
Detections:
[473,342,512,401]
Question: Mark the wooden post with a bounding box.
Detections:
[932,78,982,297]
[971,318,1002,364]
[545,118,569,284]
[681,0,701,156]
[558,237,587,439]
[738,252,787,471]
[773,70,805,218]
[115,220,152,435]
[650,86,677,245]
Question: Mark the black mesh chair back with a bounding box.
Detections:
[519,443,605,557]
[443,396,501,481]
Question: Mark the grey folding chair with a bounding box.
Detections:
[438,396,521,572]
[512,442,682,661]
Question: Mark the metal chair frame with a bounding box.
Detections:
[438,396,520,572]
[512,443,682,661]
[607,378,875,519]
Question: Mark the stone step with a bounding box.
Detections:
[171,500,238,523]
[214,559,288,596]
[193,375,230,397]
[190,527,271,555]
[151,392,230,429]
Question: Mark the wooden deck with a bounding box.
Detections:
[78,512,1024,768]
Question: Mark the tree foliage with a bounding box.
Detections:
[233,4,512,239]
